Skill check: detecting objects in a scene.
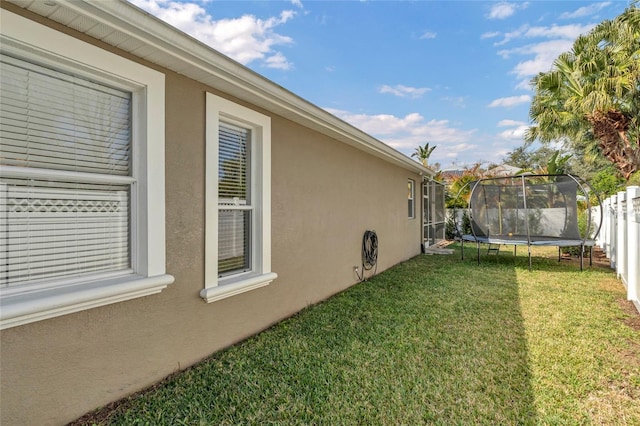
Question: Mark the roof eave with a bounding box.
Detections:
[5,0,430,176]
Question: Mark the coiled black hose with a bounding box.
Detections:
[362,230,378,270]
[357,230,378,281]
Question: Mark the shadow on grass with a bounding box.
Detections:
[78,244,538,425]
[457,240,606,273]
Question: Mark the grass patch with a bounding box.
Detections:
[74,245,639,425]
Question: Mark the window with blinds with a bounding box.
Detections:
[203,92,274,302]
[0,53,133,288]
[218,122,252,276]
[408,179,415,219]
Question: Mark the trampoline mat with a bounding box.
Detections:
[461,234,596,247]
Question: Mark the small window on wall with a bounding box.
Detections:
[408,179,415,219]
[202,93,277,303]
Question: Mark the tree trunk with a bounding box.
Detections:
[588,110,640,180]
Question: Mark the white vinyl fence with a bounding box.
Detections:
[593,186,640,313]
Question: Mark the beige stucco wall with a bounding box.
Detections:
[0,6,423,425]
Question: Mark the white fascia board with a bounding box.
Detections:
[12,0,430,176]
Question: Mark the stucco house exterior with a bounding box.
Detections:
[0,1,434,424]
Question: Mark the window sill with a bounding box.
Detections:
[200,272,278,303]
[0,274,175,330]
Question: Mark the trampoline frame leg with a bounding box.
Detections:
[461,241,593,271]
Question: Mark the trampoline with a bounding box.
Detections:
[456,174,602,270]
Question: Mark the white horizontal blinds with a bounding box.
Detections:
[218,210,250,274]
[0,54,131,175]
[218,123,250,201]
[0,180,130,287]
[218,122,251,275]
[0,53,132,288]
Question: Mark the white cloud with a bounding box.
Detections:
[488,95,531,108]
[489,21,597,94]
[515,78,534,91]
[496,120,528,141]
[264,52,293,70]
[500,39,574,77]
[498,119,526,127]
[496,23,594,79]
[379,84,431,98]
[441,144,479,158]
[323,108,477,161]
[493,22,593,47]
[487,2,528,20]
[488,2,516,19]
[487,21,596,124]
[129,0,296,69]
[441,96,468,109]
[524,23,596,39]
[420,31,437,39]
[493,25,527,46]
[511,49,564,77]
[291,0,304,8]
[493,148,512,157]
[499,125,528,140]
[559,2,610,19]
[481,31,500,39]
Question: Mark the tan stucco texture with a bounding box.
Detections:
[0,7,423,425]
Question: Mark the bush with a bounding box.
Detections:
[445,214,457,240]
[588,168,624,205]
[446,209,472,240]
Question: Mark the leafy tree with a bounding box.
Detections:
[526,5,640,180]
[568,130,614,179]
[503,142,558,172]
[589,164,625,199]
[545,150,572,175]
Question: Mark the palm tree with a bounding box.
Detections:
[411,142,437,168]
[538,150,572,175]
[526,5,640,180]
[446,164,486,208]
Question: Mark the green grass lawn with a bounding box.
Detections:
[75,244,639,425]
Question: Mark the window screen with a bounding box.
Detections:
[218,122,251,275]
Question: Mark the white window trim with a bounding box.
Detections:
[408,179,416,219]
[0,11,173,329]
[202,93,276,303]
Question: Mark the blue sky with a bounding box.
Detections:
[129,0,629,169]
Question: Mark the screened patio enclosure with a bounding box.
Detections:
[423,178,446,247]
[459,174,601,270]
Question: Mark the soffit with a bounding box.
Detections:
[4,0,431,175]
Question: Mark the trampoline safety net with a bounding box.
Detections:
[469,175,583,243]
[459,174,602,270]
